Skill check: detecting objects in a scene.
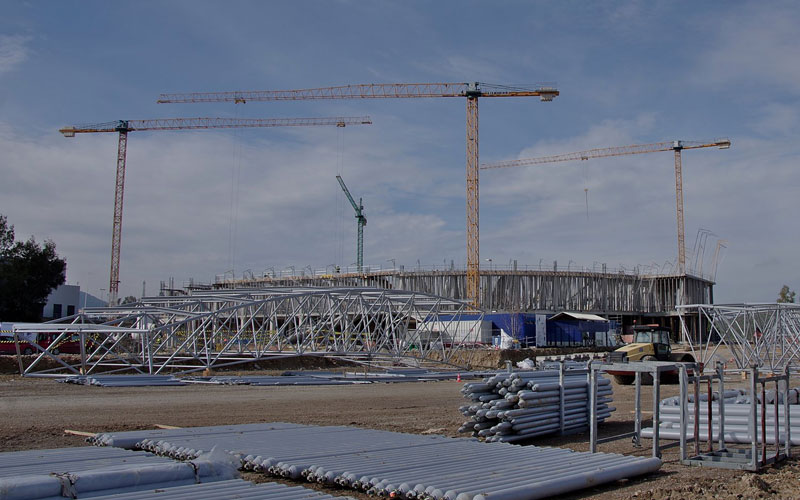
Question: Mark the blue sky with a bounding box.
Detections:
[1,1,797,303]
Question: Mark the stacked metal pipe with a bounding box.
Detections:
[90,423,662,500]
[86,479,359,500]
[459,369,614,443]
[0,446,238,500]
[62,374,185,387]
[642,387,800,445]
[182,370,493,386]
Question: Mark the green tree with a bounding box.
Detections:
[0,215,67,321]
[778,285,796,303]
[120,295,138,305]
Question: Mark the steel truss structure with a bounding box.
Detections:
[678,303,800,372]
[19,287,484,377]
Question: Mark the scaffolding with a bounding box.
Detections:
[678,303,800,372]
[209,269,714,315]
[17,287,484,377]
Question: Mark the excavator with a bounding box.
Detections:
[605,325,696,384]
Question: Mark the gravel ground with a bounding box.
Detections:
[1,373,799,499]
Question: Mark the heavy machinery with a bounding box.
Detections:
[606,325,696,384]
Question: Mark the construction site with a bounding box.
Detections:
[2,74,798,500]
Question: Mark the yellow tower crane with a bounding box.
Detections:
[481,139,731,275]
[157,82,559,306]
[59,116,372,304]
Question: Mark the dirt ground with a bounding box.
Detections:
[1,372,799,500]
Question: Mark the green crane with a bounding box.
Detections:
[336,175,367,272]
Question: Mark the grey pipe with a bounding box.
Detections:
[467,457,662,500]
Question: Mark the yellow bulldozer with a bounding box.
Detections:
[605,325,696,384]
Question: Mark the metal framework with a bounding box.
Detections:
[336,175,367,272]
[678,303,800,372]
[59,116,372,305]
[158,82,560,307]
[466,96,480,304]
[18,287,484,377]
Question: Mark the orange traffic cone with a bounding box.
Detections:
[456,373,462,382]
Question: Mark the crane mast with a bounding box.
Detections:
[60,116,372,305]
[481,138,730,276]
[335,175,367,272]
[158,82,559,306]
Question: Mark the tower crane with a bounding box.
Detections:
[59,116,373,304]
[157,82,560,307]
[481,139,731,275]
[335,175,367,272]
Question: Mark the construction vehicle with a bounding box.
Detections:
[605,325,696,384]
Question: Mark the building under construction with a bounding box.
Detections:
[184,266,713,341]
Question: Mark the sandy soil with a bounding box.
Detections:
[1,373,798,500]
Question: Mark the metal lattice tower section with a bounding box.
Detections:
[678,303,800,372]
[109,128,128,305]
[336,175,367,272]
[466,96,479,306]
[673,145,686,274]
[23,287,485,376]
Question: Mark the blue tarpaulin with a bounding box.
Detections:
[546,312,610,346]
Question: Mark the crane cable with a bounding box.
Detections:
[583,160,590,220]
[228,104,243,275]
[335,126,345,270]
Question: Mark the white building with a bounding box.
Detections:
[43,284,81,319]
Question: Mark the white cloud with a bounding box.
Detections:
[478,115,800,303]
[693,4,800,94]
[753,102,800,136]
[0,35,31,74]
[0,119,470,298]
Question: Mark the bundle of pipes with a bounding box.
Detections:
[458,369,615,443]
[91,422,307,450]
[537,360,591,370]
[183,375,366,386]
[86,479,359,500]
[0,446,238,500]
[642,387,800,445]
[90,423,662,500]
[181,370,493,387]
